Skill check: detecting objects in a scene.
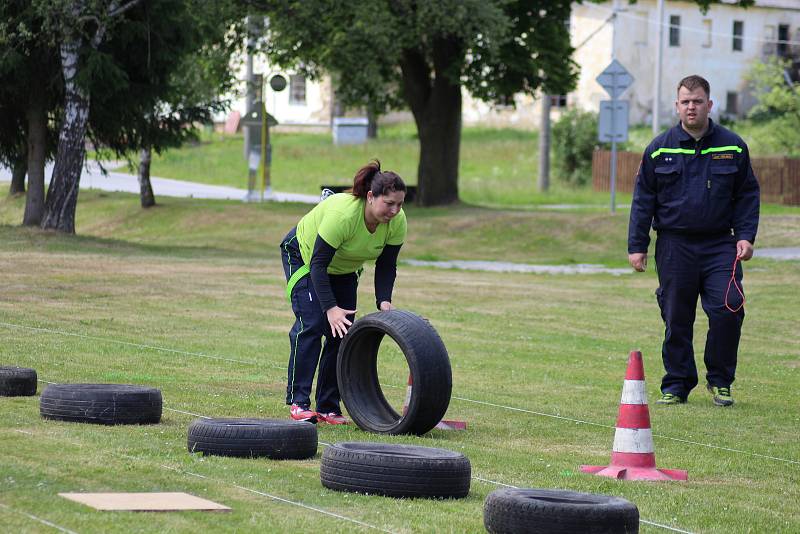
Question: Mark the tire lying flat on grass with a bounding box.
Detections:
[320,442,471,498]
[0,366,37,396]
[40,384,162,425]
[188,418,317,459]
[484,488,639,534]
[337,310,452,435]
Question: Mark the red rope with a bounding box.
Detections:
[724,257,745,313]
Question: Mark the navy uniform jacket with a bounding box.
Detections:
[628,119,760,254]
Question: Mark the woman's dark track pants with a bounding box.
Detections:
[280,228,357,414]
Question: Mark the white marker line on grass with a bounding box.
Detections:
[639,520,695,533]
[454,395,800,466]
[11,425,390,533]
[164,408,211,419]
[0,321,271,367]
[0,502,79,534]
[472,476,517,488]
[164,466,394,533]
[10,319,795,466]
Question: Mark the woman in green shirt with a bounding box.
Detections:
[280,161,407,424]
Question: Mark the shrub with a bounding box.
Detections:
[552,108,599,186]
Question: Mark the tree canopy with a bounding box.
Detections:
[0,0,244,231]
[253,0,577,205]
[250,0,755,205]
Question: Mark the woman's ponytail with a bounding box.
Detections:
[351,160,382,198]
[350,159,405,199]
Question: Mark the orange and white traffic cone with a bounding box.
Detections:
[581,350,687,481]
[403,374,467,431]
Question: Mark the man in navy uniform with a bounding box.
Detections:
[628,75,760,407]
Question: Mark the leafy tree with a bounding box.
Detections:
[88,0,243,207]
[0,0,62,223]
[0,0,243,231]
[253,0,578,206]
[745,56,800,156]
[34,0,145,233]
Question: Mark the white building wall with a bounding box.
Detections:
[223,0,800,130]
[572,0,800,126]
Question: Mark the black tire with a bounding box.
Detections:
[0,366,37,396]
[320,442,470,499]
[483,488,639,534]
[39,384,162,425]
[187,418,317,459]
[337,310,452,435]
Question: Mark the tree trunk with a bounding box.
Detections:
[41,38,90,234]
[413,90,461,206]
[367,109,378,139]
[9,158,26,196]
[138,146,156,208]
[23,87,47,225]
[399,39,463,206]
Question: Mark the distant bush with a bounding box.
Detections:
[745,57,800,156]
[552,109,599,186]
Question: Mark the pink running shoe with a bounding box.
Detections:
[290,404,317,423]
[318,412,349,425]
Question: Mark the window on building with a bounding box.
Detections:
[726,91,738,116]
[702,19,712,48]
[550,95,567,108]
[778,24,790,56]
[289,74,306,104]
[733,20,743,51]
[669,15,680,47]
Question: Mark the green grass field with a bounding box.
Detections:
[143,124,631,208]
[139,117,785,211]
[1,190,799,533]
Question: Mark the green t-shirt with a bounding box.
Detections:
[296,193,407,275]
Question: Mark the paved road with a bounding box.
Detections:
[0,161,319,204]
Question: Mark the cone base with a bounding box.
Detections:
[580,464,688,481]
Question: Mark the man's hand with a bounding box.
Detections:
[628,252,648,272]
[326,306,356,338]
[379,301,394,311]
[736,240,754,261]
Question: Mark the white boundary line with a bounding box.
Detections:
[3,320,795,532]
[0,321,272,368]
[18,380,687,534]
[0,501,79,534]
[170,411,691,533]
[9,428,392,533]
[453,396,800,466]
[5,317,798,465]
[167,467,394,533]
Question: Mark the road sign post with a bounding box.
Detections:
[596,60,633,214]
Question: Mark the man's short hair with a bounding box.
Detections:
[677,75,710,98]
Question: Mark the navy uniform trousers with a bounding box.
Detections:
[654,232,745,399]
[280,228,357,414]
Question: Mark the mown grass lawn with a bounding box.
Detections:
[1,191,798,533]
[145,123,631,208]
[143,119,784,211]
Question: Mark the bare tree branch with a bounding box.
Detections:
[108,0,143,18]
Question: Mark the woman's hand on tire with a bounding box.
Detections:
[379,301,394,311]
[326,306,356,338]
